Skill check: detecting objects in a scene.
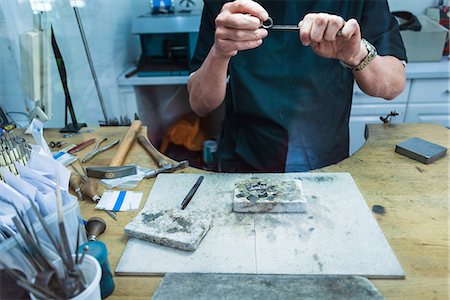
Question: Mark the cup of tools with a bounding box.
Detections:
[41,254,102,300]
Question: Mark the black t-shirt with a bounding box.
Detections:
[191,0,407,172]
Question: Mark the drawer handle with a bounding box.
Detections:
[353,90,365,96]
[444,89,450,95]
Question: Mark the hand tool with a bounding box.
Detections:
[68,138,96,154]
[137,134,189,178]
[181,175,204,210]
[143,161,189,179]
[80,181,117,221]
[85,165,137,179]
[79,217,115,298]
[109,120,142,167]
[81,138,119,163]
[262,16,344,35]
[69,173,84,199]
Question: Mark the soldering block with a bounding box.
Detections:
[233,178,307,213]
[124,208,212,251]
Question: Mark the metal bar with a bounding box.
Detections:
[73,6,109,123]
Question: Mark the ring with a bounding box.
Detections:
[262,16,273,29]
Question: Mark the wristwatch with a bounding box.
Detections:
[340,38,377,71]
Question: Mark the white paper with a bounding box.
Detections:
[52,151,78,167]
[15,162,72,206]
[27,151,71,191]
[96,190,143,212]
[26,118,52,156]
[0,181,30,213]
[100,167,146,189]
[2,168,55,216]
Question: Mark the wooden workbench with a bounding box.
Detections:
[37,123,448,299]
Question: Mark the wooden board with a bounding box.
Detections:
[116,173,404,278]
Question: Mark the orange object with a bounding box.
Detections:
[160,115,206,153]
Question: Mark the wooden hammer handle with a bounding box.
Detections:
[109,120,142,167]
[137,134,166,167]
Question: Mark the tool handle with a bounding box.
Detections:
[137,134,166,167]
[80,180,99,202]
[109,120,142,167]
[68,138,95,154]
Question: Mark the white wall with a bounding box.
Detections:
[0,0,439,128]
[0,0,143,128]
[388,0,436,15]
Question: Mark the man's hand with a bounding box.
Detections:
[213,0,269,59]
[299,13,367,67]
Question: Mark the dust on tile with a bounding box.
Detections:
[124,208,212,251]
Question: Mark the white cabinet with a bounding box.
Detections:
[404,78,450,127]
[349,60,450,155]
[349,81,410,154]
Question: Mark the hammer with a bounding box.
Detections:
[137,134,189,178]
[85,120,142,179]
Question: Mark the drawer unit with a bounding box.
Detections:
[409,78,450,103]
[352,80,411,104]
[404,103,450,128]
[349,103,407,154]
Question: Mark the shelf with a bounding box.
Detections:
[118,67,189,86]
[132,13,201,34]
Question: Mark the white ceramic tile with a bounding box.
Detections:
[116,173,404,278]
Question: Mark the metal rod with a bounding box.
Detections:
[73,6,109,123]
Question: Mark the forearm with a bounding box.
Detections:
[188,46,230,116]
[353,55,406,100]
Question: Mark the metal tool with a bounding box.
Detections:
[143,161,189,178]
[262,17,300,31]
[68,138,96,154]
[80,181,117,221]
[86,165,137,179]
[262,16,344,35]
[137,134,189,178]
[181,175,204,210]
[82,138,119,163]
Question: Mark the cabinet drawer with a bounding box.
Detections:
[351,103,407,120]
[352,80,411,104]
[404,103,449,128]
[409,78,450,103]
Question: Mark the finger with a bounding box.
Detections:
[309,14,328,43]
[223,0,269,22]
[323,16,346,41]
[216,12,263,30]
[217,27,268,42]
[299,19,312,46]
[216,37,264,53]
[340,18,360,40]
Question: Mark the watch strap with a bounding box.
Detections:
[340,38,377,71]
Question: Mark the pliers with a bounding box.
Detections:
[81,138,119,163]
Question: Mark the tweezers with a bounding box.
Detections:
[81,138,119,163]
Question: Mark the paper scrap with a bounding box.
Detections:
[52,151,78,166]
[26,118,52,156]
[96,190,143,212]
[100,167,146,189]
